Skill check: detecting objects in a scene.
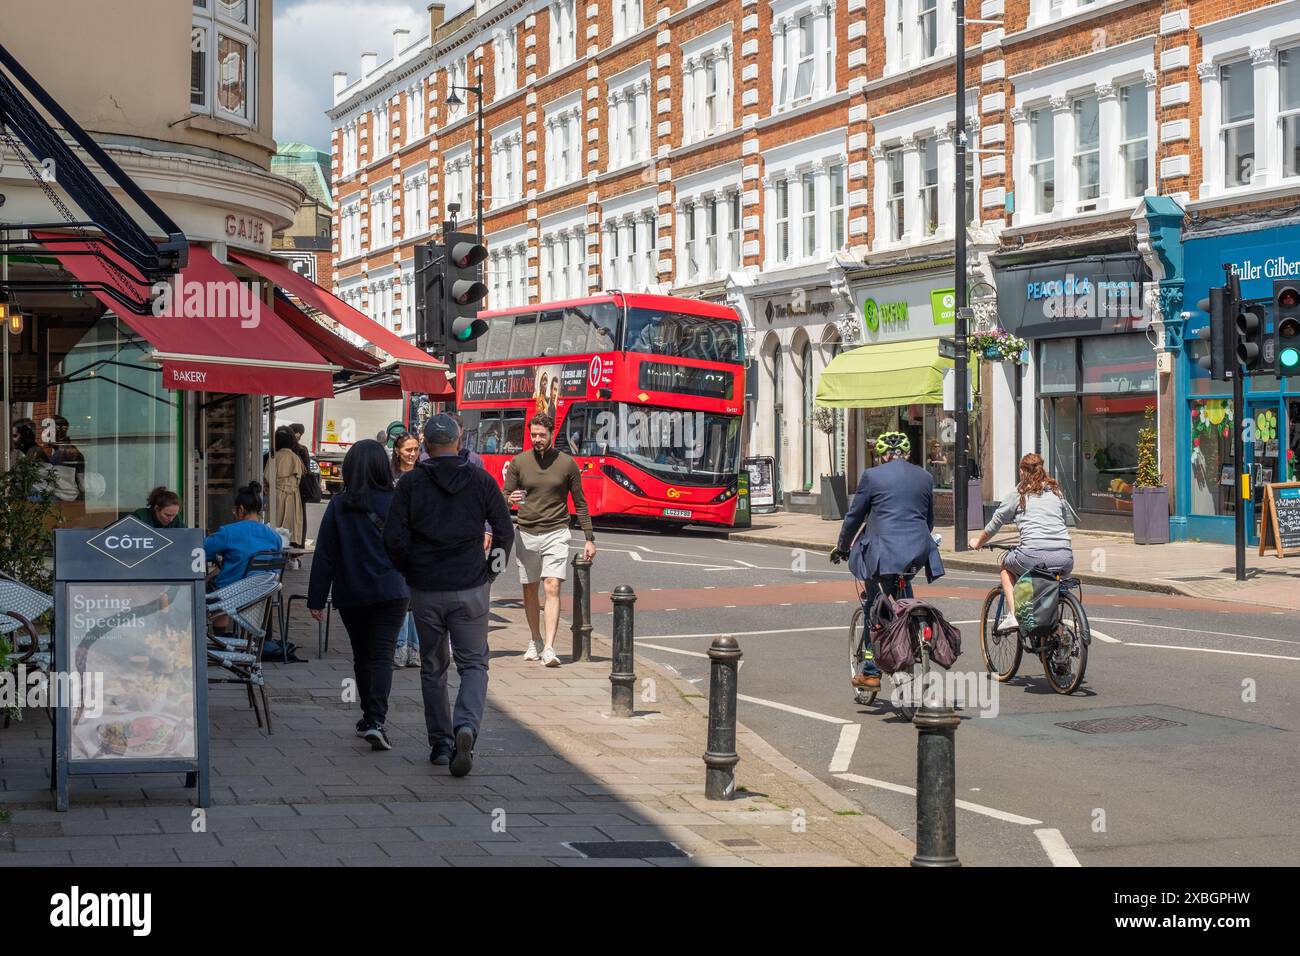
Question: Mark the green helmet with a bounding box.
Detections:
[875,431,911,456]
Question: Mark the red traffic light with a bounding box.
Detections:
[1279,285,1300,310]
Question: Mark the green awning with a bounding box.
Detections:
[816,338,953,408]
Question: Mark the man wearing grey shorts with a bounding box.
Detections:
[503,413,597,667]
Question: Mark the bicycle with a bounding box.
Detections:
[978,543,1091,694]
[845,567,935,721]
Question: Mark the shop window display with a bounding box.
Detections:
[1188,398,1235,517]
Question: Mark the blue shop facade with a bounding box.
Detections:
[1172,219,1300,544]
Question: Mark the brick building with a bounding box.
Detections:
[327,0,1300,536]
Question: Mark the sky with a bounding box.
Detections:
[273,0,475,150]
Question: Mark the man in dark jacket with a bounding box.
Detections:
[831,431,944,690]
[384,414,515,776]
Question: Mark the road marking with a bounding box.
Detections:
[736,693,850,725]
[735,560,759,568]
[1034,828,1082,867]
[636,625,846,639]
[834,773,1043,825]
[637,642,710,659]
[1090,617,1300,647]
[828,724,861,773]
[1090,629,1121,644]
[628,551,737,570]
[1121,642,1300,662]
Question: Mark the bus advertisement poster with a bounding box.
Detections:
[461,361,590,406]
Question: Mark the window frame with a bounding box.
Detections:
[1281,46,1300,180]
[1118,81,1150,198]
[191,1,258,126]
[1071,93,1100,210]
[1221,57,1256,189]
[775,180,791,263]
[918,137,939,237]
[885,146,906,242]
[1029,105,1056,215]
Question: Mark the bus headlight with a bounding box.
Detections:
[601,464,646,497]
[710,481,738,503]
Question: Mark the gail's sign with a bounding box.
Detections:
[224,214,268,248]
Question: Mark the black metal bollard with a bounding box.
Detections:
[911,703,961,867]
[703,635,742,800]
[609,585,636,717]
[570,555,593,663]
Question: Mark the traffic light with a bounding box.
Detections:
[414,241,445,351]
[1196,287,1231,382]
[1275,280,1300,376]
[1234,295,1268,375]
[441,230,489,353]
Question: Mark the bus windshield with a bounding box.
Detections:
[623,307,742,365]
[561,403,742,486]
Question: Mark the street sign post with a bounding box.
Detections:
[52,518,210,811]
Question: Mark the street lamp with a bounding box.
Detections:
[445,67,485,243]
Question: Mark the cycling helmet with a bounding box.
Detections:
[875,431,911,456]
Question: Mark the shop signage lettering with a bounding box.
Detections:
[170,369,207,385]
[862,297,909,331]
[224,215,267,246]
[763,296,835,323]
[461,362,589,402]
[995,256,1150,339]
[1229,256,1300,282]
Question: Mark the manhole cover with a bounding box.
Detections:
[1056,714,1186,734]
[568,841,687,859]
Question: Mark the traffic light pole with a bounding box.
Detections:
[953,6,969,552]
[1227,266,1247,583]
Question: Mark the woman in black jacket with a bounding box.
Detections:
[307,439,409,751]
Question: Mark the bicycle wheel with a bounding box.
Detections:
[848,605,877,706]
[887,621,928,722]
[979,587,1021,681]
[1041,591,1089,694]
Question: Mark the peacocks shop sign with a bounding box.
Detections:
[52,518,210,811]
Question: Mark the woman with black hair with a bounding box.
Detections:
[307,438,410,751]
[203,482,283,591]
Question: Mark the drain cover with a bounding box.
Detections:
[720,838,761,848]
[568,841,687,859]
[1056,714,1186,734]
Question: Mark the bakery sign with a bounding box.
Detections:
[224,214,269,249]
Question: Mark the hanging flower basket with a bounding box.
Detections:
[969,329,1029,365]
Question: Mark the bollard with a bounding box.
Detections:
[911,703,961,867]
[703,635,742,801]
[609,585,636,717]
[570,555,593,663]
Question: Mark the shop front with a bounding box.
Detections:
[995,250,1155,531]
[1178,223,1300,544]
[816,264,969,521]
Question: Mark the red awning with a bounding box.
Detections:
[228,251,451,397]
[34,233,336,398]
[271,293,382,376]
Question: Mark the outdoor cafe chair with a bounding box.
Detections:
[0,572,54,729]
[206,572,281,733]
[245,549,291,662]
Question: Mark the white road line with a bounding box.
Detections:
[1034,828,1082,867]
[834,773,1044,825]
[736,693,850,725]
[636,642,710,658]
[1090,629,1121,644]
[1121,642,1300,662]
[1090,617,1300,647]
[828,724,861,773]
[635,625,847,639]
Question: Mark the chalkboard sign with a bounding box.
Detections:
[1257,483,1300,558]
[52,519,210,811]
[744,456,777,512]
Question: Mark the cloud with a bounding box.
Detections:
[273,0,431,149]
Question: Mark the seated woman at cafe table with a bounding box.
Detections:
[204,482,284,592]
[125,486,184,529]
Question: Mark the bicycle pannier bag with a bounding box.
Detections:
[925,607,963,668]
[1013,569,1060,638]
[872,615,916,674]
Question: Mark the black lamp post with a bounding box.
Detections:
[445,67,485,243]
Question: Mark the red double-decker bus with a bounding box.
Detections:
[456,292,745,528]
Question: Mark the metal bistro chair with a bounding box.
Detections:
[206,572,281,733]
[244,549,291,662]
[0,572,55,729]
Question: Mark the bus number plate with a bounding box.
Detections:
[663,508,692,519]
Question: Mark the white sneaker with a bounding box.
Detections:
[541,646,561,667]
[996,614,1019,633]
[523,640,541,662]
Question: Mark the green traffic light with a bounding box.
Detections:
[1282,347,1300,368]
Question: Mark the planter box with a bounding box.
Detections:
[820,474,849,520]
[1132,486,1170,544]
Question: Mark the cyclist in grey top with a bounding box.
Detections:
[973,452,1074,633]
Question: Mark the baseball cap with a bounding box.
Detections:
[423,413,461,446]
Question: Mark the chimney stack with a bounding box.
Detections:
[428,1,446,37]
[333,71,348,98]
[360,51,378,77]
[393,27,411,58]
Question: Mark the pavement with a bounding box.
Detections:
[0,565,912,867]
[730,510,1300,610]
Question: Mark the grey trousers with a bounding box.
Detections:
[410,583,491,748]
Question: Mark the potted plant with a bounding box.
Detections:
[814,407,849,520]
[1132,405,1169,544]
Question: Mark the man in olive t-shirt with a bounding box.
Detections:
[503,414,597,667]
